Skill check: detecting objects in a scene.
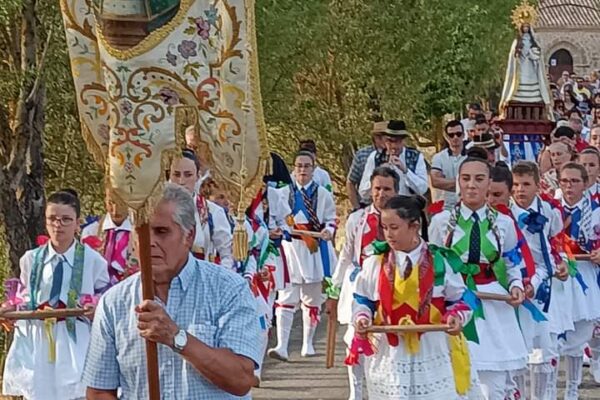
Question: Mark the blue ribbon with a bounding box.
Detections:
[81,215,99,230]
[349,262,361,282]
[503,244,523,266]
[574,271,589,294]
[524,203,554,312]
[461,289,482,316]
[521,299,547,322]
[319,237,332,278]
[354,293,377,314]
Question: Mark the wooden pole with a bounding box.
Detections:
[475,291,512,302]
[0,308,86,320]
[136,223,161,400]
[325,310,337,369]
[365,324,450,333]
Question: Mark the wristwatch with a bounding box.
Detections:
[173,329,188,353]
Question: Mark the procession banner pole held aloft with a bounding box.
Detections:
[136,224,161,399]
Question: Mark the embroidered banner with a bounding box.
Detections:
[61,0,269,221]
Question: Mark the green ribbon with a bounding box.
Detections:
[324,277,341,300]
[452,213,509,291]
[567,259,578,277]
[30,242,84,343]
[371,240,390,255]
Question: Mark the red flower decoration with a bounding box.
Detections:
[36,235,50,246]
[82,235,103,250]
[427,201,444,215]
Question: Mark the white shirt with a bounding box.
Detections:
[429,203,524,291]
[81,215,133,273]
[280,181,338,283]
[510,197,563,292]
[192,194,234,270]
[358,148,428,200]
[430,147,466,208]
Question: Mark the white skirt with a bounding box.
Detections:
[518,300,554,364]
[547,277,575,335]
[570,261,600,322]
[364,331,483,400]
[2,319,91,400]
[468,282,528,372]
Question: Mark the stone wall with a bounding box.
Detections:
[535,28,600,75]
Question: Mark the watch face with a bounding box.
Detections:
[175,330,187,348]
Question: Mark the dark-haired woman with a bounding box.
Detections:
[2,190,109,400]
[169,150,234,269]
[350,195,481,399]
[429,157,528,399]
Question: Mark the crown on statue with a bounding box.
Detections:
[511,0,538,29]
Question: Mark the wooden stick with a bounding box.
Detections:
[291,229,322,239]
[137,224,160,400]
[475,291,512,302]
[0,308,86,320]
[574,254,591,261]
[366,324,450,333]
[325,311,337,369]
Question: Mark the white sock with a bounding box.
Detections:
[564,355,583,400]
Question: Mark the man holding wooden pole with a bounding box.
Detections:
[83,184,261,399]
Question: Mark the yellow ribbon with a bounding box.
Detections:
[449,333,471,395]
[44,317,57,363]
[398,316,420,355]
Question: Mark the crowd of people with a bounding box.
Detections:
[0,101,600,400]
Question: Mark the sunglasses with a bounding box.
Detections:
[446,132,464,139]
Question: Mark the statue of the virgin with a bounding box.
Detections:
[499,1,552,116]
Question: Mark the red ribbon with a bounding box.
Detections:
[344,336,374,366]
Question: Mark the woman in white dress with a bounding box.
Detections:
[350,195,482,400]
[1,190,109,400]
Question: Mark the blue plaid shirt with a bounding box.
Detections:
[347,145,376,185]
[83,256,261,399]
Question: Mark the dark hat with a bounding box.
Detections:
[264,152,292,185]
[385,120,410,137]
[472,132,498,150]
[553,126,575,139]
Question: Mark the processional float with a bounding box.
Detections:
[499,0,554,162]
[46,1,268,398]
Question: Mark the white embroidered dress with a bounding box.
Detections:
[2,241,109,400]
[352,241,482,400]
[429,204,529,372]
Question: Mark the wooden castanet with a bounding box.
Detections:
[365,324,450,334]
[291,229,323,239]
[0,308,87,320]
[475,291,512,302]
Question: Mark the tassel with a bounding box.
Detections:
[233,215,249,262]
[44,317,57,363]
[450,333,471,395]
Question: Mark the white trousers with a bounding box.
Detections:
[277,282,324,308]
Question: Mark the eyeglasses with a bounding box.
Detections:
[294,164,313,170]
[446,132,464,139]
[559,178,583,186]
[46,216,76,226]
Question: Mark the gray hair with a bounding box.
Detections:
[161,183,196,235]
